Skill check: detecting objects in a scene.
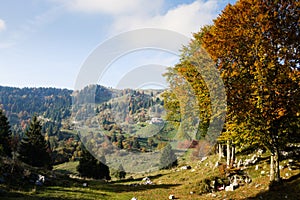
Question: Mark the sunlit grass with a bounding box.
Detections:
[2,152,300,200]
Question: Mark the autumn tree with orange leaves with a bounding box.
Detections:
[203,0,300,182]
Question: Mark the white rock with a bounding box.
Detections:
[214,161,219,167]
[131,198,138,200]
[251,155,257,161]
[169,194,175,199]
[255,184,261,188]
[245,177,252,184]
[279,165,284,170]
[38,175,45,183]
[285,173,289,177]
[225,184,234,191]
[252,158,258,164]
[200,157,208,162]
[255,165,259,170]
[261,171,266,175]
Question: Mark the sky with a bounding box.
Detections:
[0,0,237,90]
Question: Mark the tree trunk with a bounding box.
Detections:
[270,154,275,181]
[226,140,231,167]
[218,143,223,161]
[274,148,281,182]
[270,148,281,182]
[231,145,235,166]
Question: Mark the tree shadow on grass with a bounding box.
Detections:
[244,173,300,200]
[90,182,181,193]
[1,190,86,200]
[42,182,180,197]
[111,173,165,183]
[41,187,109,199]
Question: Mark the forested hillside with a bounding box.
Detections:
[0,86,72,134]
[0,85,166,167]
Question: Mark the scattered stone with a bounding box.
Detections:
[215,161,219,167]
[281,151,289,157]
[38,175,45,183]
[190,191,194,194]
[191,169,196,172]
[244,176,252,184]
[142,177,153,185]
[200,157,208,162]
[181,165,192,170]
[285,173,289,177]
[225,184,234,191]
[260,171,265,175]
[131,197,138,200]
[255,165,259,170]
[205,163,209,167]
[279,165,284,170]
[257,149,264,155]
[255,184,261,188]
[169,194,175,199]
[83,183,88,187]
[35,174,45,186]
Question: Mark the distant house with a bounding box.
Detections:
[149,117,164,125]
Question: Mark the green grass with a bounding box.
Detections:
[53,161,79,175]
[2,153,300,200]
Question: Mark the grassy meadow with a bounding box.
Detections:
[1,152,299,200]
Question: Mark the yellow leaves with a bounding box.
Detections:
[231,71,239,77]
[276,108,286,119]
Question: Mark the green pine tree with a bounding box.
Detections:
[18,116,52,169]
[0,110,12,157]
[115,164,126,179]
[159,144,177,169]
[77,146,111,180]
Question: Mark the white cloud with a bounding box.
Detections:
[0,19,6,32]
[57,0,223,37]
[59,0,163,15]
[112,0,220,36]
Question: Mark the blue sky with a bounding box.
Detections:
[0,0,236,90]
